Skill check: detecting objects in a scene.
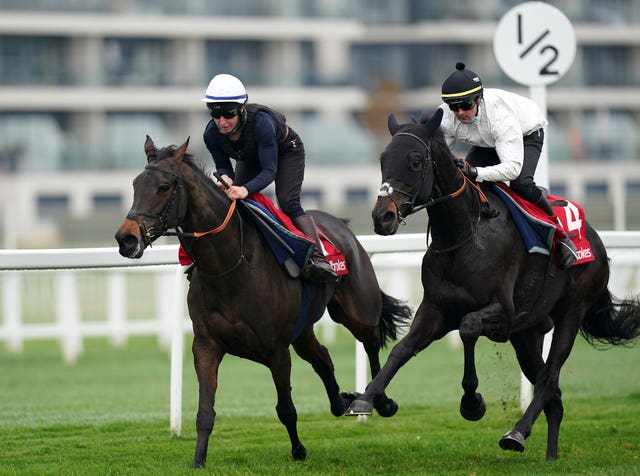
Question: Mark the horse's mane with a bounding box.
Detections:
[149,143,225,198]
[152,144,213,176]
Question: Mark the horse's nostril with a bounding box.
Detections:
[382,211,396,223]
[115,231,138,250]
[123,233,139,248]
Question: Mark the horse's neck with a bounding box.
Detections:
[428,154,477,245]
[181,170,232,230]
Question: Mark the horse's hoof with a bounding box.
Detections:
[292,443,307,461]
[332,392,361,416]
[345,398,373,416]
[340,391,361,403]
[499,430,525,452]
[374,398,398,418]
[191,460,205,469]
[460,393,486,421]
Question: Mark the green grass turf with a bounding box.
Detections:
[0,328,638,475]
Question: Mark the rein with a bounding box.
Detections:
[426,168,489,208]
[133,162,247,276]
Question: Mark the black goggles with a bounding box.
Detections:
[447,100,476,112]
[208,107,239,119]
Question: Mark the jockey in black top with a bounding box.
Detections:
[202,73,336,283]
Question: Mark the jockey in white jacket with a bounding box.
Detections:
[439,62,578,269]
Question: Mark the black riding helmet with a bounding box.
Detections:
[441,62,483,104]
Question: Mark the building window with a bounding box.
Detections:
[204,40,266,85]
[583,46,634,86]
[103,38,168,86]
[0,35,70,85]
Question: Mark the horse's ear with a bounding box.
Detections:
[425,108,444,134]
[173,136,190,164]
[418,111,430,124]
[144,135,157,162]
[387,114,401,135]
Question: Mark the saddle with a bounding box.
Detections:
[489,183,594,265]
[244,193,348,278]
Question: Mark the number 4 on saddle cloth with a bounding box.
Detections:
[178,192,349,277]
[491,183,595,265]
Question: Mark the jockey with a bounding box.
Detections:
[438,62,578,269]
[202,73,336,283]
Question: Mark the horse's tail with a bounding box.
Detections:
[378,291,412,348]
[581,289,640,348]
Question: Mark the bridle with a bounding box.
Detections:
[377,132,433,222]
[127,164,183,247]
[378,130,486,252]
[127,162,246,276]
[378,131,473,221]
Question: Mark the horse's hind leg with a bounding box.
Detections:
[270,347,306,460]
[346,302,449,416]
[191,337,224,469]
[503,307,582,459]
[325,299,394,415]
[508,329,564,460]
[292,330,350,416]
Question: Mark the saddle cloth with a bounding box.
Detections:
[247,193,348,276]
[490,183,595,266]
[178,193,349,276]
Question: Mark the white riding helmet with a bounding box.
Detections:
[202,74,248,104]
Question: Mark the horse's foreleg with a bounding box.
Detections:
[346,303,448,417]
[270,347,306,461]
[191,338,223,469]
[458,302,506,421]
[293,331,347,417]
[502,306,582,459]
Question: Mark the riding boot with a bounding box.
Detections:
[292,214,337,283]
[535,195,578,269]
[553,217,579,269]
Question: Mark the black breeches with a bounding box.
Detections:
[466,129,545,206]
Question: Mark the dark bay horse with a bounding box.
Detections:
[115,136,411,469]
[345,109,640,460]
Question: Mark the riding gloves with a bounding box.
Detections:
[455,159,478,181]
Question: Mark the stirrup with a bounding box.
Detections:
[301,256,336,284]
[557,239,578,269]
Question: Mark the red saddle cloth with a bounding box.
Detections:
[495,183,595,266]
[179,193,349,276]
[250,193,348,276]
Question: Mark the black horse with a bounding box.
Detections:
[115,136,411,469]
[346,109,640,460]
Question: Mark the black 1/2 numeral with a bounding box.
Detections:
[516,13,560,76]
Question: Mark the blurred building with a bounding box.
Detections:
[0,0,639,172]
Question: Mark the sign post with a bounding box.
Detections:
[493,2,576,410]
[493,1,576,189]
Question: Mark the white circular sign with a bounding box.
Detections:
[493,1,576,86]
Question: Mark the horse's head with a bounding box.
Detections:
[372,108,444,235]
[115,135,190,258]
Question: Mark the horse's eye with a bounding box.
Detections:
[407,152,423,171]
[158,183,172,194]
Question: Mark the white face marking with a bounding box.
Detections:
[378,182,394,197]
